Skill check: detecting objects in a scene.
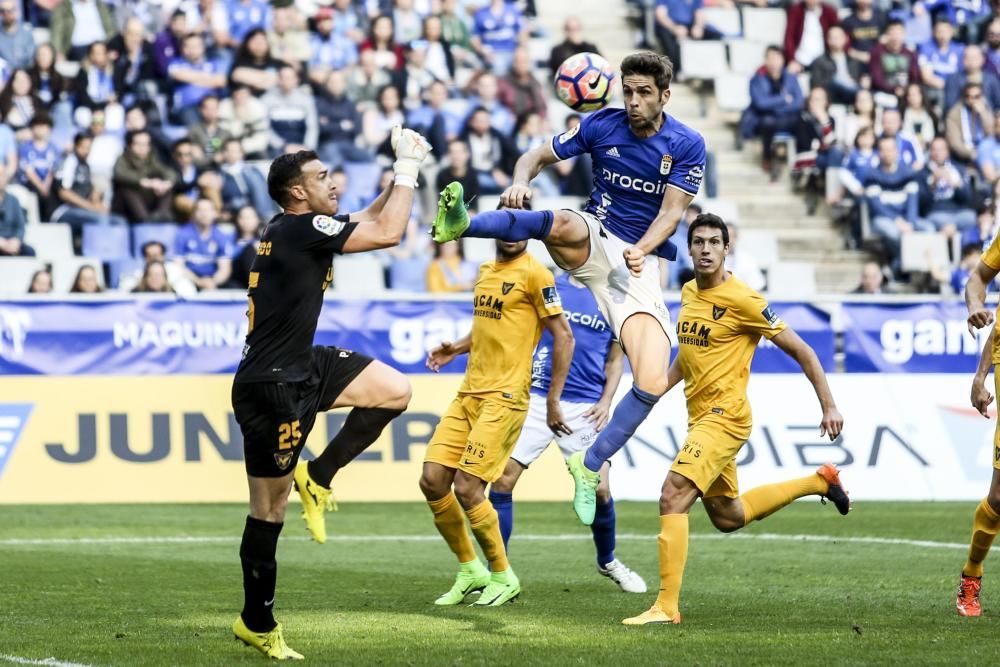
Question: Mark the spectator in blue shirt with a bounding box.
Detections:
[921,0,991,43]
[226,0,269,45]
[880,107,924,170]
[654,0,707,77]
[0,168,32,256]
[976,112,1000,181]
[864,135,933,266]
[167,33,226,126]
[0,0,35,70]
[408,79,462,156]
[740,45,803,175]
[918,136,976,234]
[173,196,233,291]
[18,113,59,218]
[944,45,1000,112]
[471,0,526,74]
[919,18,963,103]
[840,126,880,198]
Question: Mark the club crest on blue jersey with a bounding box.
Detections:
[660,154,673,175]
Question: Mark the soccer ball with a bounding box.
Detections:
[554,52,616,113]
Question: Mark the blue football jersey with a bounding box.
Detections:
[530,274,614,404]
[550,107,706,261]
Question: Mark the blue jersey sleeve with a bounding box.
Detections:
[666,133,707,196]
[550,109,611,160]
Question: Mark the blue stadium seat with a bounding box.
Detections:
[388,257,430,291]
[107,258,145,289]
[132,223,178,258]
[82,225,131,261]
[343,162,383,207]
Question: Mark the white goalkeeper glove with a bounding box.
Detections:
[390,125,432,188]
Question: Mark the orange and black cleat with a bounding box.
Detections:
[816,463,851,515]
[957,574,982,617]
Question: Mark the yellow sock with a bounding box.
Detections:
[741,472,828,525]
[964,499,1000,578]
[466,499,509,572]
[653,514,689,616]
[428,492,476,564]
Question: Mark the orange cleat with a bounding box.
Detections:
[622,604,681,626]
[957,574,982,617]
[816,463,851,515]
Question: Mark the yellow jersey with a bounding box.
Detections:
[460,252,562,409]
[676,274,787,425]
[979,235,1000,362]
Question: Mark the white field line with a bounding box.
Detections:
[1,654,95,667]
[0,532,968,550]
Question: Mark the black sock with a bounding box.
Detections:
[307,407,404,487]
[239,515,282,633]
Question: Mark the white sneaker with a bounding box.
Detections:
[598,558,647,593]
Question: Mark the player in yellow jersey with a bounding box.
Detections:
[419,239,573,607]
[957,232,1000,617]
[623,213,848,626]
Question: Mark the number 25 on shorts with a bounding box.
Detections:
[278,420,302,450]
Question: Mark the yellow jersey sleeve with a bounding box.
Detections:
[528,264,563,320]
[983,234,1000,270]
[735,287,787,340]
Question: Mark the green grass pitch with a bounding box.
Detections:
[1,501,998,666]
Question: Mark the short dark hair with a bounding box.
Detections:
[267,150,320,207]
[620,51,674,92]
[125,129,149,147]
[73,130,94,146]
[964,82,983,96]
[29,113,53,128]
[962,243,982,259]
[765,44,784,58]
[687,213,729,247]
[877,134,897,148]
[886,18,905,30]
[141,240,166,257]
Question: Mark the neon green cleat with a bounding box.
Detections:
[434,559,491,606]
[293,461,335,544]
[472,568,521,607]
[233,617,304,660]
[431,181,471,243]
[566,450,600,525]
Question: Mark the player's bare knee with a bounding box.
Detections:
[708,513,742,533]
[659,473,698,515]
[419,465,451,500]
[387,375,412,410]
[491,473,516,494]
[453,475,486,509]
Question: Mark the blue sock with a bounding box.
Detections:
[489,490,514,550]
[466,209,554,241]
[591,498,616,567]
[583,385,660,472]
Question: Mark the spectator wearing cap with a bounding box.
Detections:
[880,107,924,171]
[653,0,708,76]
[394,0,424,44]
[918,136,976,235]
[976,113,1000,181]
[308,6,359,88]
[809,26,861,105]
[188,95,232,167]
[18,113,59,218]
[840,0,885,71]
[549,17,598,77]
[261,65,317,156]
[229,28,284,97]
[467,71,515,136]
[218,85,270,159]
[174,196,232,291]
[112,129,176,223]
[472,0,526,74]
[462,106,516,194]
[227,0,270,45]
[154,11,188,79]
[783,0,838,75]
[360,14,405,71]
[740,45,803,175]
[944,45,1000,112]
[0,0,34,70]
[50,0,116,62]
[408,79,461,156]
[267,5,310,68]
[110,17,156,106]
[168,33,226,126]
[945,82,994,165]
[52,130,126,230]
[869,20,920,99]
[219,137,273,221]
[919,18,963,101]
[316,70,372,167]
[0,169,34,256]
[347,49,393,105]
[498,46,546,121]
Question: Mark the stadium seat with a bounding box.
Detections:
[714,72,752,113]
[738,230,780,270]
[24,223,74,258]
[726,39,767,76]
[82,225,131,261]
[765,262,816,298]
[107,257,145,289]
[388,257,430,291]
[741,7,787,44]
[332,254,386,294]
[7,184,40,227]
[679,41,729,81]
[901,232,949,273]
[49,257,105,293]
[0,257,46,296]
[702,7,742,38]
[132,223,179,258]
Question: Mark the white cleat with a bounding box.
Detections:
[598,558,647,593]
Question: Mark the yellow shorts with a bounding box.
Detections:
[425,394,528,483]
[669,415,752,498]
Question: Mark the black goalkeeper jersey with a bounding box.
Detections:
[234,211,357,383]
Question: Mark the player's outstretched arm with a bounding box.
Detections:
[584,343,625,432]
[425,334,471,373]
[972,325,995,418]
[625,186,695,276]
[544,313,575,436]
[342,128,432,253]
[965,260,999,334]
[770,328,844,441]
[500,142,561,209]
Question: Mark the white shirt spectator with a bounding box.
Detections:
[795,7,826,69]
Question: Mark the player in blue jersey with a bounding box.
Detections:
[488,273,646,593]
[432,52,706,525]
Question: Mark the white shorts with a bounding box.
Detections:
[564,210,672,341]
[510,393,599,467]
